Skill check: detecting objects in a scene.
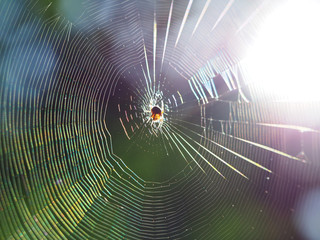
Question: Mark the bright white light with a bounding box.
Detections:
[242,0,320,101]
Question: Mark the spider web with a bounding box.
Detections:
[1,0,320,239]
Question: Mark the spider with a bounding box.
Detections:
[149,104,164,128]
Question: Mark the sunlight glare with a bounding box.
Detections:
[243,0,320,101]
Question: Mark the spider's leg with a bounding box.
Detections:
[158,118,163,129]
